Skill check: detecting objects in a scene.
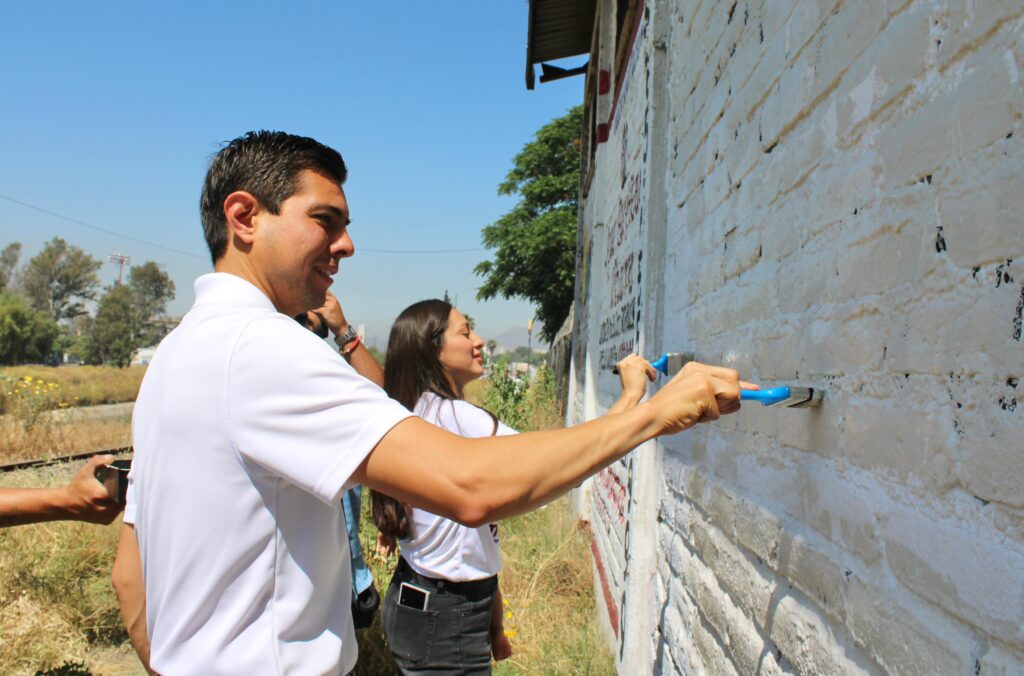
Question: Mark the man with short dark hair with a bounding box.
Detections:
[114,130,748,674]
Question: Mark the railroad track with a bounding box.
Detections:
[0,446,132,474]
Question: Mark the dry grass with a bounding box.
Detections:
[0,369,611,674]
[0,464,128,675]
[493,500,614,675]
[0,416,132,466]
[1,366,145,414]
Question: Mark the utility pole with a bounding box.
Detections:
[527,318,534,369]
[108,253,131,285]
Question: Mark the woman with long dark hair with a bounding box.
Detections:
[373,299,654,673]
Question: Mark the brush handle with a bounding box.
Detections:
[741,386,791,406]
[611,353,670,375]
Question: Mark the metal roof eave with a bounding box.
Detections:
[526,0,597,90]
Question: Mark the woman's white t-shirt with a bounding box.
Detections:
[400,392,517,581]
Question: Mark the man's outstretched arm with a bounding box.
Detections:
[113,523,154,674]
[356,362,748,526]
[0,455,122,528]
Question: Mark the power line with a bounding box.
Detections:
[359,246,487,254]
[0,192,207,260]
[0,192,492,256]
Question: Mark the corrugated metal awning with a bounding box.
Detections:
[526,0,596,89]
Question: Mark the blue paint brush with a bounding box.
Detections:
[740,386,822,408]
[613,352,823,408]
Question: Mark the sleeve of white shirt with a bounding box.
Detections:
[228,314,414,505]
[122,471,136,525]
[433,398,518,438]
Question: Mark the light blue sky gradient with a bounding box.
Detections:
[0,2,585,346]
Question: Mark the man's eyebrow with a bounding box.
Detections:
[309,204,350,223]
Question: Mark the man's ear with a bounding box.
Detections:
[223,191,260,246]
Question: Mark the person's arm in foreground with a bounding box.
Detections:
[0,455,122,528]
[490,584,512,661]
[315,290,384,387]
[355,362,750,527]
[607,354,657,415]
[112,523,154,674]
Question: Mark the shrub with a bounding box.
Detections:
[481,355,530,431]
[0,293,59,366]
[0,374,73,430]
[476,357,561,433]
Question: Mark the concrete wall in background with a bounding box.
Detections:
[567,1,1024,672]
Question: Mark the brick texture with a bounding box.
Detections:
[570,0,1024,672]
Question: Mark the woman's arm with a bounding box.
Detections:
[607,355,657,415]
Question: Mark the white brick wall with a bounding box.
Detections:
[568,0,1024,672]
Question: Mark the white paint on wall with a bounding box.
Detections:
[569,0,1024,673]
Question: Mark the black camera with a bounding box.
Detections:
[95,458,132,505]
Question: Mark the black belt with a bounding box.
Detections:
[396,557,497,600]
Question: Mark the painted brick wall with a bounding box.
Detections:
[567,1,1024,673]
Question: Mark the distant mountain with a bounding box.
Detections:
[489,322,547,352]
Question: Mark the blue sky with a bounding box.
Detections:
[0,2,585,347]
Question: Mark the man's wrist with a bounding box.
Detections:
[47,487,79,518]
[340,335,362,356]
[333,325,358,348]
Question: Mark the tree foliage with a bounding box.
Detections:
[0,293,59,365]
[80,261,177,367]
[507,345,546,366]
[20,238,102,321]
[475,105,582,343]
[0,236,176,366]
[0,242,21,292]
[128,261,176,345]
[81,285,137,367]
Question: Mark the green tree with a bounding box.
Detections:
[81,285,137,367]
[509,345,545,366]
[0,242,21,292]
[20,237,102,321]
[0,293,59,365]
[475,105,581,343]
[128,261,176,345]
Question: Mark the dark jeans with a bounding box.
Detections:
[382,559,497,675]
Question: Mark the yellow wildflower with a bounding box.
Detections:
[505,611,512,620]
[504,629,517,638]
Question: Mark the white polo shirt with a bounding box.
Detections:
[400,393,516,581]
[125,273,412,675]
